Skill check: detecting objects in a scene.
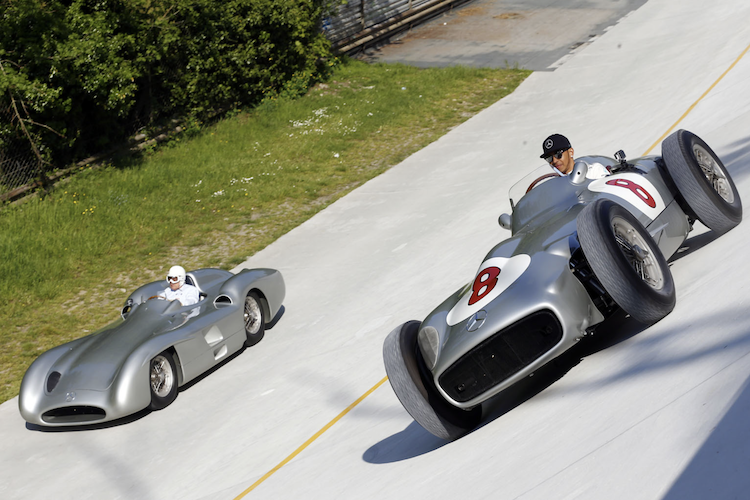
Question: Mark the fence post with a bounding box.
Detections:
[0,61,51,196]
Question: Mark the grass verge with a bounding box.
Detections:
[0,59,530,404]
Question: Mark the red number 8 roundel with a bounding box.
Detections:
[468,267,501,305]
[605,178,656,208]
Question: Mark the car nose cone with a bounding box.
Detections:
[467,310,487,332]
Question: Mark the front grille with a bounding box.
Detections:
[439,310,563,403]
[42,406,106,424]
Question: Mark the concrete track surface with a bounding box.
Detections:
[360,0,649,70]
[3,1,750,499]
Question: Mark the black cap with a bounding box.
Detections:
[540,134,571,158]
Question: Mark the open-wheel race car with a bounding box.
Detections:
[383,130,742,440]
[19,267,285,427]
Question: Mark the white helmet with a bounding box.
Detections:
[167,265,186,287]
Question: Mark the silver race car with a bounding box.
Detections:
[19,267,285,427]
[383,130,742,440]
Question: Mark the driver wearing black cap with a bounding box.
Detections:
[540,133,609,179]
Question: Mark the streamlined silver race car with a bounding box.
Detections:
[19,267,285,427]
[383,130,742,440]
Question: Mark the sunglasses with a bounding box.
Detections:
[544,150,566,164]
[167,276,181,283]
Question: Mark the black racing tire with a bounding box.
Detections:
[244,291,265,347]
[149,351,178,411]
[577,199,675,324]
[662,129,742,234]
[383,321,481,440]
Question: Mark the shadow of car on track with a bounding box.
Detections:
[719,134,750,183]
[667,228,719,263]
[660,371,750,500]
[363,422,449,463]
[364,309,648,463]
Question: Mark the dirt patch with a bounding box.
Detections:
[456,6,488,17]
[494,12,524,20]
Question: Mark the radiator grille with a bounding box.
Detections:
[439,310,562,403]
[42,406,106,424]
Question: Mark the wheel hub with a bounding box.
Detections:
[150,356,173,397]
[694,144,734,203]
[244,297,261,334]
[612,217,664,289]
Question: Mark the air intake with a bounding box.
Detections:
[439,310,562,402]
[42,406,106,424]
[46,372,61,393]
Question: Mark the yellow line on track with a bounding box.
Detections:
[234,376,390,499]
[232,39,750,500]
[642,41,750,155]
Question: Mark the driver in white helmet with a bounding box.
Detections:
[159,265,201,306]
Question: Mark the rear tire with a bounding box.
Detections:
[244,292,265,347]
[662,129,742,234]
[383,321,481,440]
[149,351,178,411]
[577,199,675,324]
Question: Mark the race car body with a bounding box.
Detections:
[19,267,285,427]
[384,130,742,440]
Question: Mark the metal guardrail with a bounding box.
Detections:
[325,0,473,54]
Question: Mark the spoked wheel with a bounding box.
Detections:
[383,321,481,441]
[577,199,676,324]
[662,129,742,234]
[612,215,666,288]
[149,351,178,410]
[244,291,265,347]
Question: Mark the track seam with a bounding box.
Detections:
[233,376,389,499]
[642,41,750,156]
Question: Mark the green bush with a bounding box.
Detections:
[0,0,332,165]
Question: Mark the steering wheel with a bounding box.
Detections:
[148,295,165,300]
[526,172,561,193]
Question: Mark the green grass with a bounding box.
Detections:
[0,59,530,404]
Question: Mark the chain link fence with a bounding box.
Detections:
[0,104,47,201]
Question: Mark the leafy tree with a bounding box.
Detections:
[0,0,332,168]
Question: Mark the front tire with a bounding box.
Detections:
[383,321,481,440]
[577,199,675,324]
[149,351,178,411]
[244,291,265,347]
[662,129,742,234]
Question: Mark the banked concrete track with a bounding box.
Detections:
[2,1,750,499]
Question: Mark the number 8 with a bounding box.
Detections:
[468,267,501,306]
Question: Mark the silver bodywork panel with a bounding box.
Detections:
[19,267,285,427]
[420,156,691,408]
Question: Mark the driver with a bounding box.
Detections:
[159,265,200,306]
[540,133,609,179]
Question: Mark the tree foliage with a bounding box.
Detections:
[0,0,332,165]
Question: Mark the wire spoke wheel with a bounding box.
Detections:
[243,292,266,347]
[244,295,262,335]
[150,355,174,398]
[612,216,664,289]
[693,144,735,204]
[577,199,675,324]
[662,129,741,234]
[149,351,178,410]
